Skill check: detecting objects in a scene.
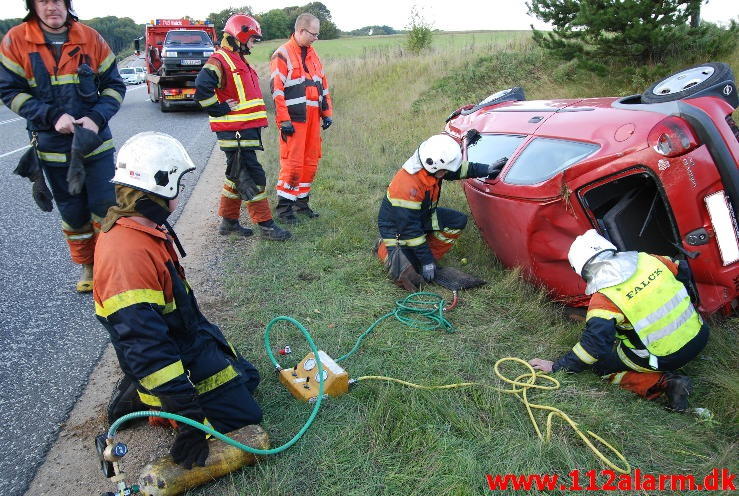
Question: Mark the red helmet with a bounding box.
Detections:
[224,14,262,44]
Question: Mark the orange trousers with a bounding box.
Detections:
[62,218,101,265]
[276,105,321,201]
[219,179,273,224]
[606,371,664,399]
[376,228,462,265]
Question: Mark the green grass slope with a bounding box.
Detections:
[197,33,739,496]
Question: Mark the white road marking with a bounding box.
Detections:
[0,144,30,159]
[0,117,23,126]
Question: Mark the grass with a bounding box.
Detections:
[194,32,739,495]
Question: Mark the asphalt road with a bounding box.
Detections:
[0,62,215,496]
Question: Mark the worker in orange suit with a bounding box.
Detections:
[195,14,290,241]
[269,12,332,224]
[529,230,709,413]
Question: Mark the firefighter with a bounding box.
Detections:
[95,132,262,469]
[269,12,332,224]
[376,133,507,289]
[195,14,290,241]
[529,230,709,412]
[0,0,125,292]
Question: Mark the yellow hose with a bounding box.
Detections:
[357,357,631,474]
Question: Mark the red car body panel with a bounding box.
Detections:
[449,93,739,315]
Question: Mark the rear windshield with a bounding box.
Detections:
[504,137,599,185]
[120,68,135,74]
[466,134,526,172]
[165,31,212,46]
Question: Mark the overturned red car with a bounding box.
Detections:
[445,63,739,315]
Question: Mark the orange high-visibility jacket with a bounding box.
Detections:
[269,35,332,124]
[195,44,267,132]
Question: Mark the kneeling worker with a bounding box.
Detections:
[376,133,506,289]
[529,230,709,412]
[94,132,262,469]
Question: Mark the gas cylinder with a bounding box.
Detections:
[137,424,269,495]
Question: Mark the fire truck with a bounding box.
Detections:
[135,19,217,112]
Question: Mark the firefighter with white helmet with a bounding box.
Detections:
[194,14,290,241]
[375,133,507,289]
[530,229,710,412]
[94,132,263,469]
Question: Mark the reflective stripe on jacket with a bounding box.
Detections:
[269,35,332,124]
[196,45,267,132]
[93,218,248,400]
[600,253,702,356]
[0,19,125,155]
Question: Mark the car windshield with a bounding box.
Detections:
[165,31,212,46]
[466,134,526,172]
[120,68,135,74]
[504,137,600,185]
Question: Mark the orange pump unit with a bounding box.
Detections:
[278,351,349,402]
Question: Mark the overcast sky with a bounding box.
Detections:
[2,0,737,31]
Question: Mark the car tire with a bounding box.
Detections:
[641,62,734,104]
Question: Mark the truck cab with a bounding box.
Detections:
[160,29,215,75]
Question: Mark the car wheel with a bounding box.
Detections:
[641,62,734,103]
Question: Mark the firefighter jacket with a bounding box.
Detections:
[553,254,706,374]
[0,19,125,161]
[269,35,332,124]
[194,42,267,139]
[378,162,490,266]
[94,218,262,432]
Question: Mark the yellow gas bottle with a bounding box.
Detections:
[278,351,349,401]
[137,424,269,496]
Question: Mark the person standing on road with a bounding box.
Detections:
[195,14,290,241]
[529,229,709,413]
[96,132,263,469]
[0,0,125,292]
[269,12,333,224]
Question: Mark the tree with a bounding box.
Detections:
[207,5,253,34]
[84,16,143,55]
[257,9,291,40]
[0,18,23,38]
[284,2,339,39]
[405,4,432,54]
[527,0,713,63]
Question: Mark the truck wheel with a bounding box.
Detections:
[642,62,734,103]
[160,98,171,113]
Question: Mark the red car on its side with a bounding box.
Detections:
[444,62,739,315]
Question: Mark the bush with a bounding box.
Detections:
[405,5,432,54]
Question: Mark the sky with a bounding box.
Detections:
[1,0,737,31]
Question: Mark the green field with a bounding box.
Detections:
[197,31,739,496]
[250,31,531,63]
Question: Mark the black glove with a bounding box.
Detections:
[32,177,54,212]
[205,101,232,117]
[486,157,508,179]
[160,392,209,469]
[67,124,103,195]
[321,116,333,130]
[421,263,436,282]
[464,128,481,146]
[280,121,295,142]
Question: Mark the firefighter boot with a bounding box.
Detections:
[219,218,254,237]
[295,195,319,218]
[276,197,300,225]
[663,372,693,413]
[76,263,93,293]
[258,220,292,241]
[107,375,146,429]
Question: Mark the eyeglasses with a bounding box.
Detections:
[303,29,319,39]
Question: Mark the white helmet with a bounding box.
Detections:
[568,229,617,276]
[417,134,462,174]
[112,132,196,199]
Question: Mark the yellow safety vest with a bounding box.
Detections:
[601,253,702,358]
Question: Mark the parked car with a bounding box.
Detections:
[443,62,739,316]
[134,66,146,84]
[119,67,139,85]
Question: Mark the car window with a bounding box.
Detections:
[504,137,599,185]
[135,67,144,73]
[165,31,212,45]
[120,68,134,74]
[466,134,526,171]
